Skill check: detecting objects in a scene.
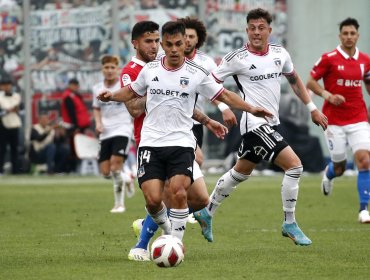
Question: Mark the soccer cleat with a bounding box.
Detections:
[321,168,333,196]
[110,205,125,213]
[194,208,213,242]
[132,219,144,239]
[128,248,150,261]
[282,222,312,246]
[358,210,370,223]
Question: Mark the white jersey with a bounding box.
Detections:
[189,50,217,125]
[92,80,133,140]
[129,56,224,148]
[212,43,294,134]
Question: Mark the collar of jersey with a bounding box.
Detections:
[246,43,269,56]
[187,49,197,60]
[161,56,186,71]
[336,45,359,60]
[132,56,146,66]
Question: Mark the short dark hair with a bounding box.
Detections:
[131,21,159,41]
[0,74,12,85]
[177,17,207,49]
[68,78,79,85]
[161,21,185,37]
[246,8,272,25]
[339,17,359,31]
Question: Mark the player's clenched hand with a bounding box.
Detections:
[327,94,345,106]
[250,106,274,120]
[206,119,228,140]
[311,110,328,130]
[222,108,238,127]
[97,91,113,102]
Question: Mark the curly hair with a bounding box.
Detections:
[177,16,207,49]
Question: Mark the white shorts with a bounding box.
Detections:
[193,160,203,181]
[325,122,370,162]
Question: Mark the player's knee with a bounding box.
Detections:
[144,193,162,211]
[172,187,187,204]
[285,165,303,177]
[355,154,370,170]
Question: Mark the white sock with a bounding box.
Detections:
[169,208,189,241]
[112,171,124,207]
[281,166,303,223]
[207,168,249,216]
[147,205,171,235]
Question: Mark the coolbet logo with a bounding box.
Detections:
[250,72,281,81]
[149,88,189,98]
[150,88,180,96]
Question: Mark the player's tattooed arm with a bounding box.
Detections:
[126,96,146,118]
[192,109,228,139]
[192,108,210,125]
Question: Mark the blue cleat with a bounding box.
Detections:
[282,222,312,246]
[194,208,213,242]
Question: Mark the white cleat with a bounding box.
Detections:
[128,248,150,261]
[321,167,333,196]
[110,206,126,213]
[358,210,370,223]
[187,213,197,224]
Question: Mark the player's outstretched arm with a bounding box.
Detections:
[286,72,328,130]
[97,86,136,103]
[215,89,273,120]
[192,108,228,140]
[306,75,345,106]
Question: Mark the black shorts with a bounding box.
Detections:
[237,124,288,164]
[98,136,129,162]
[137,146,195,187]
[192,124,204,148]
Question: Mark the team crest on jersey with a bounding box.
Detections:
[274,58,281,66]
[272,131,283,142]
[137,166,145,178]
[180,77,189,88]
[121,74,132,86]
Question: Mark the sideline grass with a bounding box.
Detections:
[1,174,369,280]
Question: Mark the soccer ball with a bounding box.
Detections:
[150,235,185,267]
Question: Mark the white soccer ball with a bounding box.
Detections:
[150,235,185,267]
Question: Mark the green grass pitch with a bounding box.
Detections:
[1,174,369,280]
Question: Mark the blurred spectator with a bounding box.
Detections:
[61,78,91,133]
[61,78,91,172]
[0,74,22,174]
[29,113,70,174]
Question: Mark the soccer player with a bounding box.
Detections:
[121,21,231,261]
[306,18,370,223]
[178,16,237,166]
[193,8,328,246]
[92,55,133,213]
[98,20,272,250]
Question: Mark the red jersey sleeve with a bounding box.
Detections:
[310,54,330,81]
